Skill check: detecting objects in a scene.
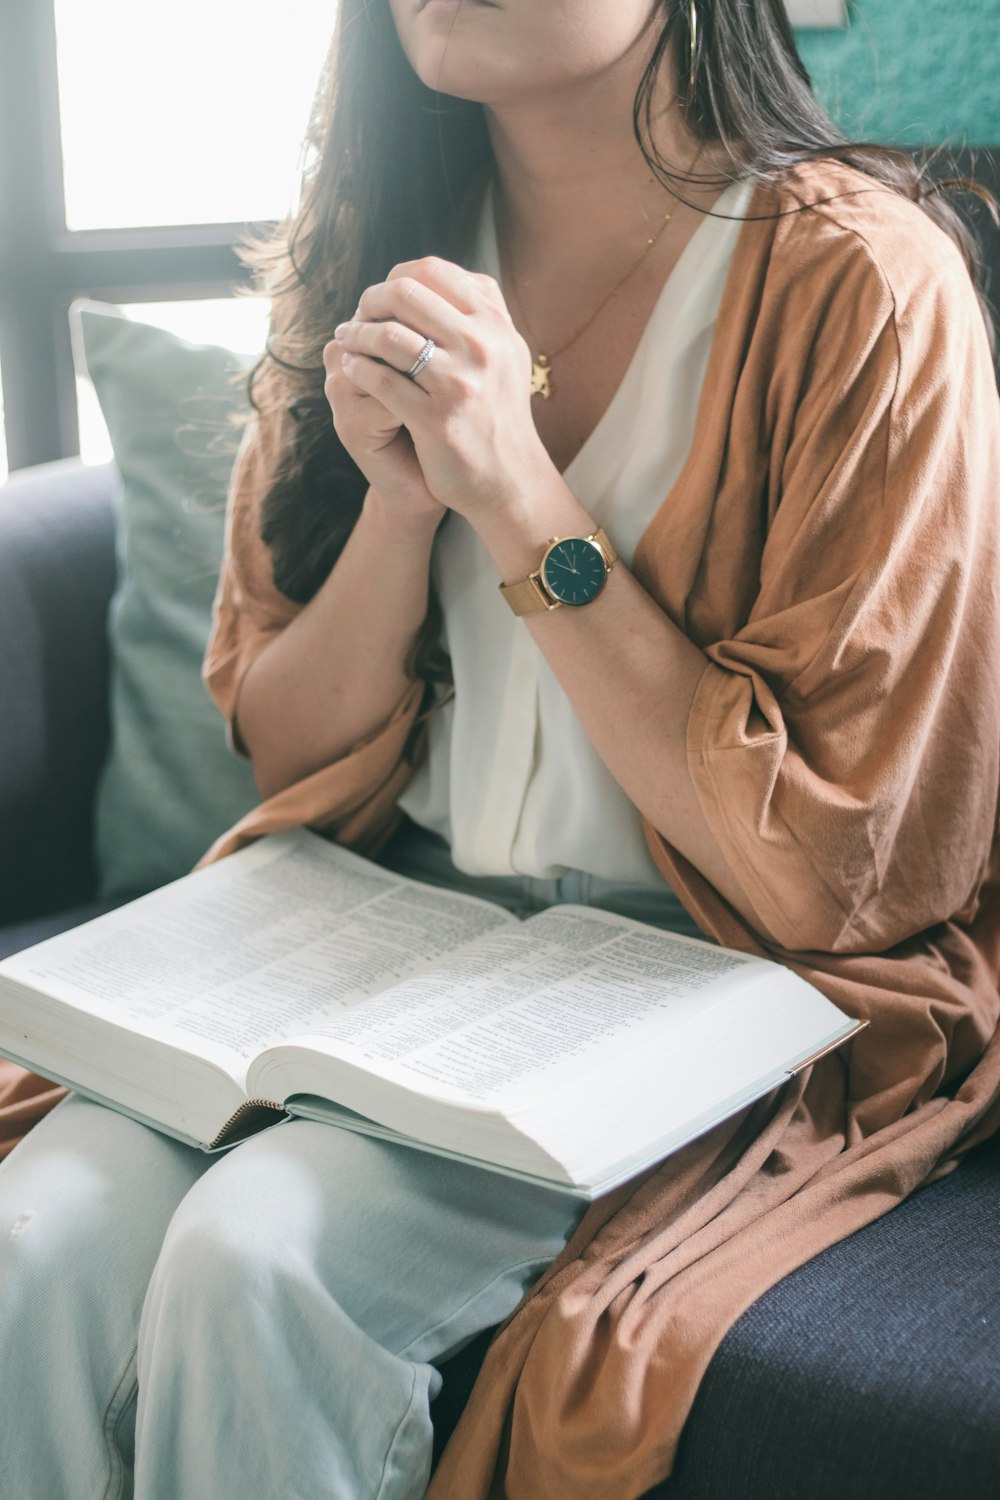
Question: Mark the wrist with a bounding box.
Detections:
[362,485,445,541]
[471,473,600,586]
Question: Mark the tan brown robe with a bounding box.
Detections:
[4,160,999,1497]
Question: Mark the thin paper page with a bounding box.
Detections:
[277,907,758,1101]
[1,831,515,1066]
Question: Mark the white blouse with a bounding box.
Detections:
[398,178,754,886]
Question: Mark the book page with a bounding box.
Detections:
[1,831,516,1074]
[266,905,760,1101]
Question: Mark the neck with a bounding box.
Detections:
[484,59,709,270]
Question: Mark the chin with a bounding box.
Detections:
[411,52,522,106]
[396,5,525,105]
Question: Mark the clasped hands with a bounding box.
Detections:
[324,257,556,529]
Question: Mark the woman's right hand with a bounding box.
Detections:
[323,336,446,526]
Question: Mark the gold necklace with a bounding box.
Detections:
[497,192,678,401]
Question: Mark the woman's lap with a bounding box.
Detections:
[0,824,699,1494]
[142,1094,583,1362]
[0,1091,585,1499]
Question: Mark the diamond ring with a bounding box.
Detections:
[405,338,436,381]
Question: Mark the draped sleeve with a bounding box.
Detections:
[670,185,1000,954]
[202,402,301,753]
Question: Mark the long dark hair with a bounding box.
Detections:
[243,0,996,684]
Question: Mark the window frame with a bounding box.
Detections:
[0,0,266,473]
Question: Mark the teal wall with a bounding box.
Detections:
[795,0,1000,145]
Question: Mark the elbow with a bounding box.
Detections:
[246,750,287,805]
[236,717,320,803]
[717,854,947,958]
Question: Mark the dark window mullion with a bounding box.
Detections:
[0,0,68,470]
[51,240,257,297]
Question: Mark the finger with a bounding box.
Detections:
[339,350,431,417]
[325,335,393,401]
[387,255,485,314]
[354,276,465,346]
[466,270,509,309]
[325,355,401,426]
[326,363,375,414]
[384,258,512,326]
[335,320,442,379]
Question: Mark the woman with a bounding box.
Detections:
[1,3,999,1497]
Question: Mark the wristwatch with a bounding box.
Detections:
[499,527,618,616]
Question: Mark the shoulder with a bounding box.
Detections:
[729,158,993,411]
[751,158,978,331]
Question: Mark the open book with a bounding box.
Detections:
[0,830,863,1198]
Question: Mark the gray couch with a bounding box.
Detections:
[1,457,999,1497]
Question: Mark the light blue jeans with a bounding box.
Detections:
[0,821,702,1499]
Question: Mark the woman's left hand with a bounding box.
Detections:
[334,257,555,523]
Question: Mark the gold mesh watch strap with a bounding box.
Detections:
[499,528,617,616]
[594,527,618,567]
[499,574,557,615]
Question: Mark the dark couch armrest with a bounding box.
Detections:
[0,459,118,923]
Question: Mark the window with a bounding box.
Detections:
[0,1,337,474]
[54,0,335,232]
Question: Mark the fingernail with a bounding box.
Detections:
[334,322,350,339]
[341,352,354,366]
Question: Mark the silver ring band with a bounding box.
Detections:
[405,338,436,381]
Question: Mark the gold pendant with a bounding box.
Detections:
[530,354,553,400]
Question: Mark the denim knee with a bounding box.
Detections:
[143,1186,294,1343]
[135,1164,440,1500]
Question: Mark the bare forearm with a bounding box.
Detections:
[236,487,442,799]
[473,479,761,928]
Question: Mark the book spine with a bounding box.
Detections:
[209,1098,288,1152]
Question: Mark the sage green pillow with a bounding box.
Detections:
[71,302,261,898]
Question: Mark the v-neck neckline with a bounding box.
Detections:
[474,177,754,485]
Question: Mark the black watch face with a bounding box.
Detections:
[541,538,607,606]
